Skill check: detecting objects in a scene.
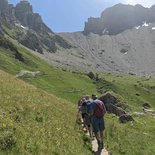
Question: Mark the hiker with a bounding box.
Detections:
[77,95,90,124]
[78,96,93,137]
[82,98,93,139]
[90,94,106,150]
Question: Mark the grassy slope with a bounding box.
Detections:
[102,74,155,110]
[0,40,155,154]
[0,45,97,103]
[101,74,155,155]
[0,70,91,155]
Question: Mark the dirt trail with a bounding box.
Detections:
[85,131,109,155]
[92,138,109,155]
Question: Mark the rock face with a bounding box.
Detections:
[84,4,155,35]
[15,0,33,25]
[0,0,72,53]
[15,0,51,34]
[0,0,15,24]
[0,0,8,13]
[84,17,104,35]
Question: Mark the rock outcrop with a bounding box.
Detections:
[0,36,24,62]
[99,92,134,123]
[99,92,128,116]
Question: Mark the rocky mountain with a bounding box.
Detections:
[1,1,155,76]
[57,23,155,76]
[84,4,155,35]
[51,4,155,76]
[0,0,72,53]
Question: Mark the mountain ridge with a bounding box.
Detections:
[0,0,72,53]
[84,3,155,35]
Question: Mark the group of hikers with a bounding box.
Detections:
[77,94,106,151]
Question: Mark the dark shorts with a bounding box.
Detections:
[92,116,105,133]
[84,115,91,126]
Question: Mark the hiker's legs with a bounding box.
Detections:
[81,113,85,124]
[94,131,100,141]
[88,124,93,138]
[85,115,93,137]
[98,118,105,149]
[83,114,88,132]
[92,118,100,142]
[99,130,103,142]
[92,118,105,150]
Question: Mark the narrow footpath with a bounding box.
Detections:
[85,131,109,155]
[91,138,109,155]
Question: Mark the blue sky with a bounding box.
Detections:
[9,0,155,32]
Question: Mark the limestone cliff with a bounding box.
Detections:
[0,0,72,53]
[84,4,155,35]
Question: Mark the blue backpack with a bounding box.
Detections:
[81,100,92,114]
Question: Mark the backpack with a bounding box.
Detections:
[95,100,105,118]
[81,101,88,114]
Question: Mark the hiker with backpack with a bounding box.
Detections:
[77,95,90,124]
[90,94,106,150]
[83,98,93,139]
[78,96,93,138]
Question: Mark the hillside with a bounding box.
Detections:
[0,36,97,103]
[0,69,92,155]
[0,36,155,154]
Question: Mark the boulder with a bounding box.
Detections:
[119,114,134,123]
[99,92,128,116]
[87,72,95,79]
[99,92,134,123]
[142,103,151,109]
